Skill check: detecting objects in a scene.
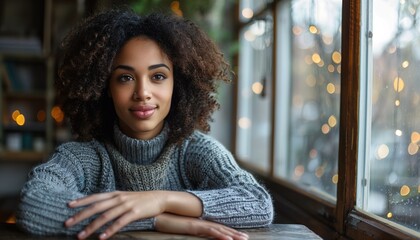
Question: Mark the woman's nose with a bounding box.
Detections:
[133,78,151,101]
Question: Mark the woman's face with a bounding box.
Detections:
[109,37,173,140]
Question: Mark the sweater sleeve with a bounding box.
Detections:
[16,142,154,236]
[184,133,274,228]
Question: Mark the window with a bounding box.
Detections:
[357,0,420,233]
[235,0,420,239]
[236,11,273,172]
[274,0,342,198]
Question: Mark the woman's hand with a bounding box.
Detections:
[65,191,166,239]
[65,190,204,239]
[155,213,249,240]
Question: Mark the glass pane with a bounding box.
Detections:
[358,0,420,232]
[274,0,342,198]
[239,0,274,22]
[236,12,273,172]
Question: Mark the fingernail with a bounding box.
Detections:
[99,233,107,239]
[68,200,77,207]
[78,230,86,239]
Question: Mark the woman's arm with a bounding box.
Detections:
[16,142,155,236]
[183,132,274,228]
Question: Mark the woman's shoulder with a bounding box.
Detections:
[183,130,231,156]
[54,139,108,158]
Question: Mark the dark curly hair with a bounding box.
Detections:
[56,7,231,145]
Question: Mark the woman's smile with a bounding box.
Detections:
[130,105,157,119]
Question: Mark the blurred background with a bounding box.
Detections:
[0,0,419,238]
[0,0,237,223]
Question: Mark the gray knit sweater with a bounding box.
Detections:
[16,124,273,236]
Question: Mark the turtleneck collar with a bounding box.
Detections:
[112,123,169,165]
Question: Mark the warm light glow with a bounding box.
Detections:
[16,114,25,126]
[6,215,15,224]
[170,1,183,16]
[37,110,46,122]
[294,165,304,177]
[315,167,324,178]
[252,82,264,94]
[305,55,313,65]
[393,77,405,92]
[292,26,302,36]
[309,25,318,34]
[327,64,335,73]
[244,30,256,41]
[328,115,337,127]
[12,110,20,121]
[402,60,409,68]
[332,51,341,64]
[376,144,389,160]
[336,65,341,73]
[395,129,402,136]
[309,149,318,158]
[321,124,330,134]
[387,212,393,218]
[395,100,400,106]
[317,60,325,67]
[411,131,420,143]
[322,35,333,45]
[238,117,251,129]
[305,75,316,87]
[332,174,338,184]
[327,83,336,94]
[388,45,397,54]
[51,106,64,123]
[400,185,410,196]
[242,8,254,19]
[407,142,419,155]
[311,53,321,64]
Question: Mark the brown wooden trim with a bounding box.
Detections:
[269,2,277,177]
[336,0,360,234]
[346,210,420,240]
[230,0,240,155]
[246,168,341,239]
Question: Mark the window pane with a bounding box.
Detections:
[239,0,274,22]
[358,0,420,232]
[236,13,273,172]
[274,0,342,198]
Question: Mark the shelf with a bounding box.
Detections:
[0,150,47,162]
[3,91,47,100]
[2,122,46,132]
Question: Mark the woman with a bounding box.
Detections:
[16,8,273,240]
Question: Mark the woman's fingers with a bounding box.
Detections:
[68,192,117,208]
[74,203,129,239]
[65,193,122,227]
[98,212,140,239]
[199,225,248,240]
[156,213,248,240]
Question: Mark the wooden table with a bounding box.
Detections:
[0,223,322,239]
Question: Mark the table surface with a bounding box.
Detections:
[0,223,322,240]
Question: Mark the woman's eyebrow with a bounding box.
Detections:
[112,64,171,71]
[148,63,171,71]
[112,65,134,71]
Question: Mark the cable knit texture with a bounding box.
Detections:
[16,124,273,236]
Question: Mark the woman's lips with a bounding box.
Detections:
[130,105,156,119]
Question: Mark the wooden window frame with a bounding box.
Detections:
[233,0,419,239]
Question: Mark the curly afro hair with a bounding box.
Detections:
[56,8,231,145]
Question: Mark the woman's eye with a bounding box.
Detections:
[118,75,134,82]
[152,73,166,81]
